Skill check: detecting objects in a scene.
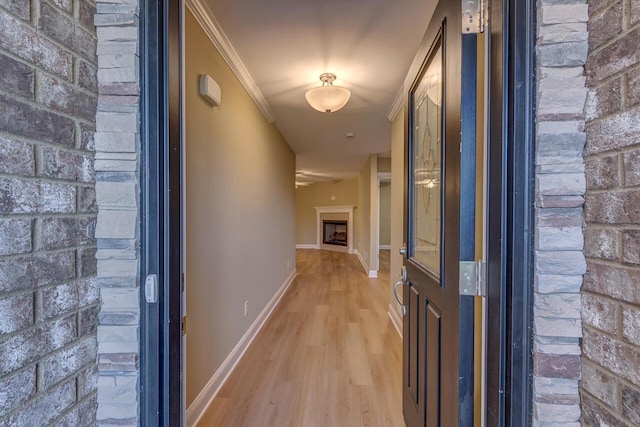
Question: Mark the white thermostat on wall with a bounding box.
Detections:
[199,74,221,106]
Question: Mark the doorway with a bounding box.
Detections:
[139,0,536,424]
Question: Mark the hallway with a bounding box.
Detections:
[197,250,403,426]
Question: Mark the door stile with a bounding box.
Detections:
[458,30,478,427]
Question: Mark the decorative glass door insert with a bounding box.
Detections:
[411,44,443,277]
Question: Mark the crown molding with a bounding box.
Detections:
[185,0,275,123]
[387,86,406,122]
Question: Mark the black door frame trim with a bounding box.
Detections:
[140,0,182,425]
[485,0,535,424]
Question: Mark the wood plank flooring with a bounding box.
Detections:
[197,249,403,426]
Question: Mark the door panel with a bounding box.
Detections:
[408,286,420,405]
[402,0,470,425]
[425,302,441,427]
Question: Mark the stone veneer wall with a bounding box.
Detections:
[0,0,100,424]
[93,0,141,425]
[580,0,640,423]
[534,1,589,425]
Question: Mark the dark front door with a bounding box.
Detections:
[400,0,473,425]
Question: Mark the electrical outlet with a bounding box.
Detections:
[244,300,248,316]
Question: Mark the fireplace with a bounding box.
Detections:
[314,206,354,253]
[323,220,348,246]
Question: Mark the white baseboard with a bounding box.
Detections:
[388,303,402,337]
[296,244,319,249]
[379,245,391,250]
[354,249,368,274]
[186,269,297,426]
[354,250,378,277]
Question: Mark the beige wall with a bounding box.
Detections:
[369,157,379,271]
[379,182,391,246]
[185,10,296,407]
[390,106,406,317]
[378,157,391,173]
[295,179,358,245]
[356,155,376,270]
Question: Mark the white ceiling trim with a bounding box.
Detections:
[185,0,275,123]
[387,87,406,122]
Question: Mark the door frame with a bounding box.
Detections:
[140,0,183,425]
[378,172,392,252]
[138,0,536,423]
[484,0,535,423]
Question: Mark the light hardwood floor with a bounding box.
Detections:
[197,249,403,426]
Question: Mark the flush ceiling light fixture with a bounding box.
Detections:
[305,73,351,113]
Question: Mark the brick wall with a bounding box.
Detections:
[581,0,640,423]
[534,1,589,424]
[0,0,99,424]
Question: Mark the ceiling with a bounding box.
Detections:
[202,0,437,184]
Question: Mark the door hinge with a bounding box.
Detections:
[459,260,486,296]
[462,0,488,34]
[181,273,185,292]
[181,316,187,336]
